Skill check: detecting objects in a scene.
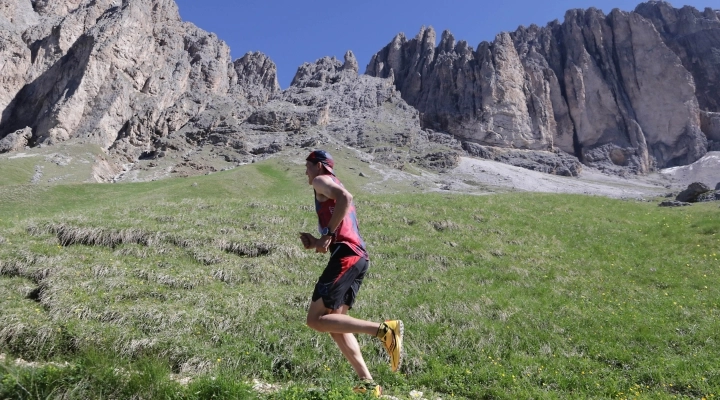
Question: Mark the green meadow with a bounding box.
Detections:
[0,157,718,399]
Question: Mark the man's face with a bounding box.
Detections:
[305,161,319,185]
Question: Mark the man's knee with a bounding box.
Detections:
[306,313,323,332]
[307,298,331,332]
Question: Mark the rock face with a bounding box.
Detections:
[635,3,720,113]
[0,0,278,173]
[165,51,446,173]
[366,3,720,174]
[233,52,280,106]
[700,111,720,151]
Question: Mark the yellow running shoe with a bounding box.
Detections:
[379,320,403,372]
[352,379,382,397]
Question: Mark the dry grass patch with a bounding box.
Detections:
[0,254,58,284]
[218,240,274,258]
[28,223,158,248]
[430,220,460,231]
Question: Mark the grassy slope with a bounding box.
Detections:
[0,142,107,186]
[0,157,718,399]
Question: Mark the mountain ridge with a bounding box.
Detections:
[0,0,718,186]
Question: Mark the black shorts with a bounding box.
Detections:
[311,244,369,310]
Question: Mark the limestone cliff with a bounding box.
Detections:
[0,0,278,173]
[366,2,720,174]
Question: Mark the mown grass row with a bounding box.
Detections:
[1,159,719,399]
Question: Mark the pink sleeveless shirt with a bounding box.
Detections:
[314,176,368,259]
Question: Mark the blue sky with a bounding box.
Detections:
[174,0,715,89]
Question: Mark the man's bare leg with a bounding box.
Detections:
[307,299,403,375]
[307,300,378,380]
[306,299,380,335]
[330,332,371,379]
[329,305,373,379]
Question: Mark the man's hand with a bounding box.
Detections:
[299,232,332,253]
[299,232,316,250]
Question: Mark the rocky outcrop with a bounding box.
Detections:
[697,190,720,202]
[676,182,712,202]
[233,51,280,106]
[366,2,719,174]
[413,151,460,171]
[366,29,552,152]
[0,0,36,114]
[290,51,360,88]
[0,126,32,152]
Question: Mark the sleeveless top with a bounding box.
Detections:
[314,175,368,259]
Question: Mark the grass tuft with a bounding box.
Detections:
[219,240,274,258]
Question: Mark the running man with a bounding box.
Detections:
[299,150,403,396]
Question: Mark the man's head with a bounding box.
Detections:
[305,150,335,184]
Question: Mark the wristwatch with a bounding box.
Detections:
[321,227,336,238]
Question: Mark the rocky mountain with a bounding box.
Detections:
[154,51,439,178]
[0,0,717,183]
[1,0,455,182]
[366,2,720,175]
[0,0,254,177]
